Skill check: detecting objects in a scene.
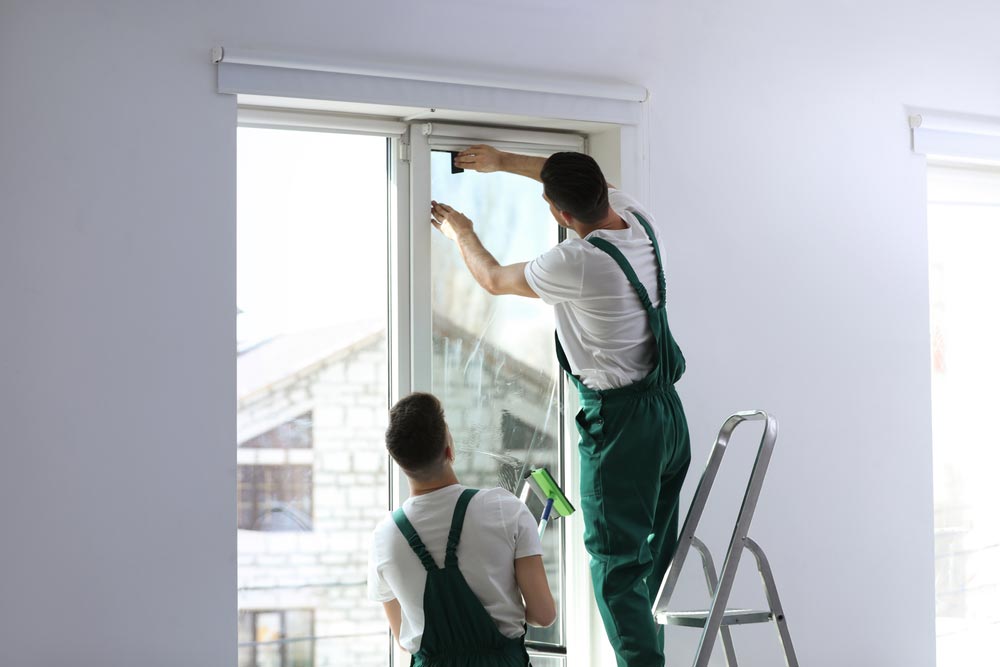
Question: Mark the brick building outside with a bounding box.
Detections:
[237,318,561,667]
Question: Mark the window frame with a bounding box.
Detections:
[409,122,590,661]
[925,159,1000,666]
[236,103,637,667]
[236,110,404,666]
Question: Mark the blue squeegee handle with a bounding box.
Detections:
[541,497,554,521]
[537,497,555,539]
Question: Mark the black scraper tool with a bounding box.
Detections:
[449,151,464,174]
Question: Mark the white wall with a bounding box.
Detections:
[649,3,999,665]
[2,1,998,665]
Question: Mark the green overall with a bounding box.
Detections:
[392,488,531,667]
[556,212,691,667]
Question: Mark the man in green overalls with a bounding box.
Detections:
[369,392,557,666]
[432,147,690,667]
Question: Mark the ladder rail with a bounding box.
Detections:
[690,536,739,667]
[693,415,777,667]
[652,410,771,617]
[744,538,799,667]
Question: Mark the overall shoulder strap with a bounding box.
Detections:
[587,237,654,311]
[392,508,438,572]
[444,489,479,568]
[631,211,666,310]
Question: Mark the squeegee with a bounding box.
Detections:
[518,467,575,539]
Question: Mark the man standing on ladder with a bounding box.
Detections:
[431,146,691,667]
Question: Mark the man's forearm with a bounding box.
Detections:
[500,152,546,182]
[455,229,503,294]
[431,198,537,298]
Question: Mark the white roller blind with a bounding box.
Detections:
[910,110,1000,164]
[422,122,584,153]
[213,47,645,126]
[238,106,407,136]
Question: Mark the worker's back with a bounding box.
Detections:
[368,485,541,659]
[525,188,673,391]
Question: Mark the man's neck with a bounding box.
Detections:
[409,469,461,496]
[573,210,627,238]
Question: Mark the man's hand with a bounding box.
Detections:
[453,144,506,173]
[455,145,546,182]
[429,200,538,299]
[431,201,474,242]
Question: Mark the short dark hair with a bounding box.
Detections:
[385,392,449,477]
[541,152,610,225]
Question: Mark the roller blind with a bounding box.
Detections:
[910,110,1000,164]
[213,47,646,126]
[421,122,585,153]
[237,106,407,136]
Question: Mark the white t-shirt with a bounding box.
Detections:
[367,484,543,653]
[524,188,663,390]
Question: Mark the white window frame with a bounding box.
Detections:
[236,107,408,665]
[410,121,585,665]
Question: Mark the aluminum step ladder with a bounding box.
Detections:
[651,411,798,667]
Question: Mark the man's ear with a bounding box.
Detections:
[559,210,574,227]
[444,428,455,463]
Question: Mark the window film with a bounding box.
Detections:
[430,149,565,647]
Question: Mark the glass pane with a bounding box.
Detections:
[237,465,313,532]
[238,611,255,667]
[430,149,565,647]
[254,611,283,667]
[928,164,1000,666]
[238,127,390,667]
[284,611,315,667]
[240,413,314,449]
[527,654,567,667]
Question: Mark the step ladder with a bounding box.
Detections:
[651,411,798,667]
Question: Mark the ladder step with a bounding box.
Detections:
[655,609,774,628]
